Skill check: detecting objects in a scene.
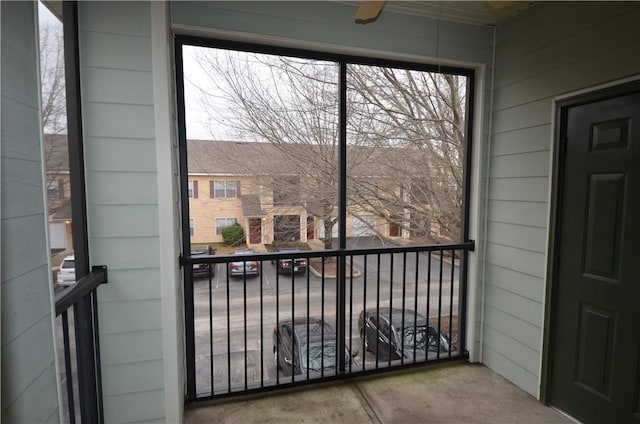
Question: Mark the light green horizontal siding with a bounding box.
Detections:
[83,103,155,139]
[86,171,159,205]
[79,2,165,422]
[482,346,539,396]
[494,2,640,90]
[103,389,166,423]
[102,360,165,396]
[487,200,548,228]
[484,264,544,303]
[96,268,163,303]
[490,125,551,156]
[100,299,163,335]
[1,267,53,343]
[85,138,158,173]
[489,151,549,178]
[88,205,160,238]
[488,177,549,202]
[82,68,154,106]
[486,222,547,253]
[485,0,640,397]
[1,2,59,422]
[100,330,164,366]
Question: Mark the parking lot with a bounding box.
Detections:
[191,238,461,396]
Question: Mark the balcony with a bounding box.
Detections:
[184,362,573,423]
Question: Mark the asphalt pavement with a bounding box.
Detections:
[191,237,461,396]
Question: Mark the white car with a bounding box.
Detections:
[57,255,76,286]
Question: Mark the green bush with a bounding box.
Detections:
[221,223,245,246]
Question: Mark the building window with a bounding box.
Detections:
[188,180,198,198]
[216,218,237,235]
[47,179,61,200]
[189,218,195,236]
[212,180,238,199]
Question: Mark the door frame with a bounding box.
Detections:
[541,77,640,403]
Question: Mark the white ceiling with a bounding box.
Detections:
[344,1,538,26]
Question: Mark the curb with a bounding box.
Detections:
[308,260,362,279]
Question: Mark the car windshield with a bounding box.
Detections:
[299,342,349,371]
[61,260,75,269]
[401,326,449,351]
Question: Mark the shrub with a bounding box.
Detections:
[221,223,245,246]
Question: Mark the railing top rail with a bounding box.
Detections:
[180,240,475,266]
[55,265,108,316]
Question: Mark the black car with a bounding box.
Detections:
[273,247,308,274]
[191,248,215,279]
[273,317,357,376]
[358,308,450,361]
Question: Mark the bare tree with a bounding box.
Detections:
[39,19,69,216]
[347,68,467,242]
[40,20,66,135]
[191,48,467,245]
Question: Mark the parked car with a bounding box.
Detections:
[273,317,358,376]
[228,248,260,278]
[273,247,308,274]
[57,254,76,287]
[191,247,215,279]
[358,308,450,361]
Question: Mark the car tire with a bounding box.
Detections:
[273,348,281,371]
[361,330,371,353]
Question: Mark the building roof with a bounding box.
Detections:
[44,135,435,178]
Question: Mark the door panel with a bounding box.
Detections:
[549,88,640,423]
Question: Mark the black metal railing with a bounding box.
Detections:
[181,241,473,401]
[55,265,108,424]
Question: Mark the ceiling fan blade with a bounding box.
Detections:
[355,0,386,24]
[487,1,513,10]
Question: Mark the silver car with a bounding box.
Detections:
[57,254,76,286]
[228,249,260,278]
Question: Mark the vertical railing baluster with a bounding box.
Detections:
[244,262,248,391]
[91,291,104,423]
[321,259,325,377]
[62,311,76,424]
[437,251,444,360]
[426,251,432,360]
[361,254,367,371]
[348,254,354,373]
[275,267,280,386]
[306,255,311,381]
[209,267,214,394]
[388,254,394,367]
[291,257,295,383]
[413,252,419,362]
[260,266,264,388]
[375,253,381,369]
[449,250,455,357]
[226,266,231,393]
[401,252,406,364]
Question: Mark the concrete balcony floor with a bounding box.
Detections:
[184,362,574,423]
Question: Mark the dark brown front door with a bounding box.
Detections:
[549,85,640,423]
[249,218,262,244]
[307,216,315,240]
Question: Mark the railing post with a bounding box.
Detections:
[74,297,99,423]
[181,255,197,400]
